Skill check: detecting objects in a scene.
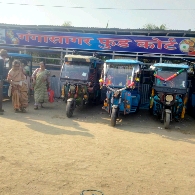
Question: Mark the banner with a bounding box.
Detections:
[1,29,195,56]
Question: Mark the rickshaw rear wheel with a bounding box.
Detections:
[149,104,153,115]
[164,112,170,129]
[66,101,74,118]
[136,100,141,113]
[111,108,117,127]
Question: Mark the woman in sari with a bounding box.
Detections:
[21,59,31,103]
[7,60,28,113]
[32,61,50,110]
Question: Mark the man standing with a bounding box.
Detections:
[0,49,8,114]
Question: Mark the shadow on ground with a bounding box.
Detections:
[1,99,93,137]
[1,98,195,143]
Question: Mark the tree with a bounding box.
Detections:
[62,21,72,27]
[27,51,61,65]
[143,23,167,30]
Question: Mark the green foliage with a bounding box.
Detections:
[27,51,61,64]
[143,23,167,30]
[62,21,72,26]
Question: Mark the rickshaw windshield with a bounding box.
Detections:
[106,64,139,86]
[61,61,90,81]
[155,67,187,89]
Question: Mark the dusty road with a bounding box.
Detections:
[0,99,195,195]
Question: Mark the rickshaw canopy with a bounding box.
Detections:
[64,54,102,63]
[153,63,189,69]
[105,59,143,64]
[8,53,32,60]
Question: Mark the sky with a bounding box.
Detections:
[0,0,194,30]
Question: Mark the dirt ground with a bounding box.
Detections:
[0,98,195,195]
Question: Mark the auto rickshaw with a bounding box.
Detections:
[99,59,142,126]
[149,63,189,129]
[60,54,103,118]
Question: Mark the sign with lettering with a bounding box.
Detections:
[1,29,195,56]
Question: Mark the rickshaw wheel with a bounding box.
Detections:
[64,97,67,104]
[80,97,84,109]
[66,101,74,118]
[111,108,117,127]
[136,100,141,113]
[149,106,153,115]
[164,112,170,129]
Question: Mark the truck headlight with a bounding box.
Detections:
[166,95,173,102]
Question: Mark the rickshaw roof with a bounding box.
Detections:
[105,59,142,65]
[65,54,101,61]
[8,53,32,59]
[154,63,189,69]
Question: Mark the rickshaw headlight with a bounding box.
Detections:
[126,105,130,109]
[166,95,173,102]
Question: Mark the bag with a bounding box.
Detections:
[47,88,54,103]
[8,85,12,97]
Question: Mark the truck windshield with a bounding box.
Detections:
[61,61,90,81]
[155,67,187,89]
[105,64,139,86]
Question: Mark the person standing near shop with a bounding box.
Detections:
[0,49,8,114]
[21,60,31,103]
[7,60,28,113]
[32,61,50,110]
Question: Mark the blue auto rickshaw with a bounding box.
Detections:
[100,59,142,126]
[149,63,189,129]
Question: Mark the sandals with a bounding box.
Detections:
[15,109,19,113]
[34,103,44,110]
[21,108,27,113]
